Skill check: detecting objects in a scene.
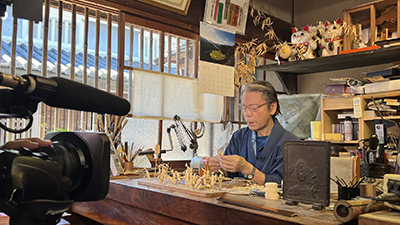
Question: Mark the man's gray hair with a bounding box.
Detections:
[240,80,281,116]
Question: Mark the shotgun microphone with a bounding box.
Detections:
[0,73,130,116]
[44,76,130,116]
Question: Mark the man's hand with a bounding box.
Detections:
[209,156,222,172]
[217,155,252,174]
[1,137,52,150]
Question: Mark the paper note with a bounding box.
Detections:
[353,97,361,118]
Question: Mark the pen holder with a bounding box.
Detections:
[124,161,133,173]
[338,186,360,200]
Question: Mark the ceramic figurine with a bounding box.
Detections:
[277,41,294,60]
[308,22,325,56]
[278,26,317,61]
[290,26,318,60]
[321,18,344,56]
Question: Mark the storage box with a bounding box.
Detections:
[365,80,400,93]
[324,133,342,141]
[310,121,321,140]
[325,84,346,95]
[364,110,377,118]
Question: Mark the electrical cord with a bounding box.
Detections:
[0,110,33,133]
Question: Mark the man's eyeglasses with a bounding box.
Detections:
[239,102,268,113]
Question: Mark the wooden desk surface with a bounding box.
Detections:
[71,178,342,225]
[359,210,400,225]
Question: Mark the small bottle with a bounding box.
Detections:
[351,24,363,49]
[344,116,353,141]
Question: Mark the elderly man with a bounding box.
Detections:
[209,80,298,185]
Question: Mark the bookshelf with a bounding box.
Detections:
[321,91,400,144]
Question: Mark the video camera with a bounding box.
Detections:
[0,73,131,225]
[0,132,110,225]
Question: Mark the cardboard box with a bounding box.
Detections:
[324,133,342,141]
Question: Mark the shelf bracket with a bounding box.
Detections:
[275,71,297,95]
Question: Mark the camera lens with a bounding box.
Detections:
[37,139,87,197]
[42,132,109,201]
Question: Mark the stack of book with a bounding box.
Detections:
[365,65,400,80]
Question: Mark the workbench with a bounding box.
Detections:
[71,178,343,225]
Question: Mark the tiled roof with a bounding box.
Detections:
[0,41,176,79]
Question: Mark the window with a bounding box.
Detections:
[0,0,229,161]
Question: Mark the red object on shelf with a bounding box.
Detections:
[340,45,380,54]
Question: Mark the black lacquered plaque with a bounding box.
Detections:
[283,141,330,207]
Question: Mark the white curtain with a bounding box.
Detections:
[132,69,224,122]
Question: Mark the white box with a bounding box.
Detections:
[365,80,400,93]
[364,110,377,118]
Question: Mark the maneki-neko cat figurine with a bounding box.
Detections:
[320,18,344,56]
[278,26,317,61]
[290,26,318,60]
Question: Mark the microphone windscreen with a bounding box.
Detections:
[44,77,131,116]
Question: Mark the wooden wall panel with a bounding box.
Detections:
[66,0,292,45]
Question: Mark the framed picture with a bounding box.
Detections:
[203,0,249,35]
[138,0,192,15]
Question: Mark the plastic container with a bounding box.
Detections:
[344,116,353,141]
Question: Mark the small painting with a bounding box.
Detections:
[200,22,235,67]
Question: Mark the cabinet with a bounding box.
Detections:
[360,90,400,141]
[344,0,400,50]
[321,96,359,144]
[322,90,400,144]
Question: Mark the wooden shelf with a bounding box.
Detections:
[364,116,400,121]
[257,45,400,74]
[363,90,400,99]
[322,96,354,111]
[329,140,360,144]
[256,45,400,94]
[324,107,354,111]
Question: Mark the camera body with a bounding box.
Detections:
[0,131,110,224]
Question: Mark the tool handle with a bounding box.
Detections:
[139,150,167,155]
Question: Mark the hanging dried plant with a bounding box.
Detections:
[234,5,356,91]
[234,4,283,91]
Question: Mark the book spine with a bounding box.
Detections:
[214,0,219,21]
[217,2,224,24]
